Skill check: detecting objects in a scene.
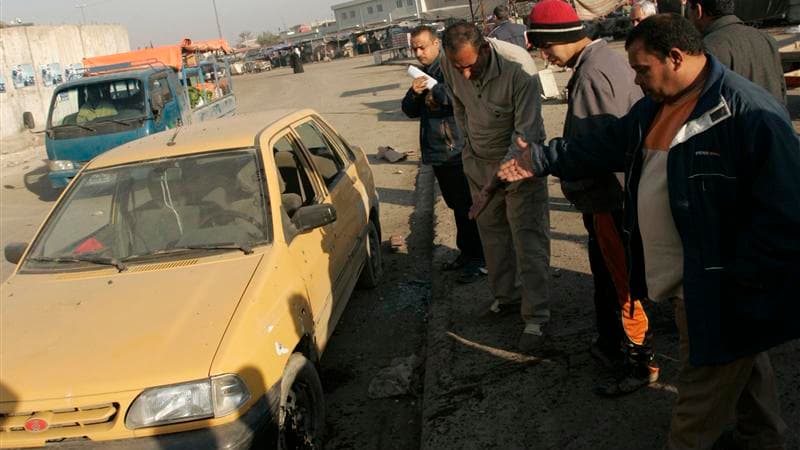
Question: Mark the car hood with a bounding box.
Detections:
[0,253,263,402]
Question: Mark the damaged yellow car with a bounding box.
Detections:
[0,109,382,449]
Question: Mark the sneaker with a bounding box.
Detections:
[442,253,468,271]
[594,363,659,397]
[518,325,547,354]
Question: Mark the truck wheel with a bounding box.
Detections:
[357,220,382,289]
[278,354,325,450]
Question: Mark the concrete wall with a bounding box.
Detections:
[0,24,130,141]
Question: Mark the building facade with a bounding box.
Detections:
[332,0,420,29]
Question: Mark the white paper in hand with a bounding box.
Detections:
[408,65,438,90]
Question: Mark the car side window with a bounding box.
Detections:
[313,117,357,162]
[149,74,173,103]
[273,133,321,218]
[294,121,345,187]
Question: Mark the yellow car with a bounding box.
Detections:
[0,109,382,449]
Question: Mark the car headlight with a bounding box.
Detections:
[47,160,75,171]
[125,374,250,429]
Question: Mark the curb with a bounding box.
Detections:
[419,176,457,450]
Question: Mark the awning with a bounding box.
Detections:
[180,38,234,54]
[83,38,234,73]
[84,45,184,72]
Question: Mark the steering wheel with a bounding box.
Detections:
[199,209,261,229]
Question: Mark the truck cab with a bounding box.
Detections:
[44,39,236,189]
[45,67,188,188]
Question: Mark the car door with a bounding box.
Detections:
[292,119,366,327]
[267,130,339,344]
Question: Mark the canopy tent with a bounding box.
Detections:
[84,38,233,73]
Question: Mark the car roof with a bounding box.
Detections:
[87,109,315,170]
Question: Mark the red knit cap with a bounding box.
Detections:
[527,0,586,47]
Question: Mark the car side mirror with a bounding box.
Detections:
[292,204,337,233]
[22,111,35,129]
[151,92,164,112]
[4,242,28,265]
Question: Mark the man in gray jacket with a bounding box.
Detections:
[528,0,657,395]
[688,0,786,104]
[441,21,550,353]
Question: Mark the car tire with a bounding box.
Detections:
[277,353,325,450]
[357,220,382,289]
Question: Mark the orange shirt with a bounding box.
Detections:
[637,89,701,301]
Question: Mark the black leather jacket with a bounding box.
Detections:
[402,56,465,166]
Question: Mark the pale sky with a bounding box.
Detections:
[1,0,343,48]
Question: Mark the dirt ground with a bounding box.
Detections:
[1,48,798,449]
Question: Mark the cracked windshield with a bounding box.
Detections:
[25,149,269,270]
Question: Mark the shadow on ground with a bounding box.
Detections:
[23,165,60,202]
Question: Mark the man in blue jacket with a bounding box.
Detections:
[499,14,797,449]
[402,25,485,283]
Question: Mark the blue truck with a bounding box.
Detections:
[44,42,236,188]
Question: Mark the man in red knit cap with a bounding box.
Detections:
[527,0,659,396]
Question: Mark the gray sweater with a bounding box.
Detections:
[561,40,643,213]
[703,15,786,104]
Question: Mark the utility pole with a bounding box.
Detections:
[75,3,88,23]
[212,0,223,40]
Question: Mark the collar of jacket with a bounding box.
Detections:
[481,39,505,84]
[687,53,728,121]
[703,14,743,37]
[631,54,729,150]
[425,53,442,76]
[572,39,605,71]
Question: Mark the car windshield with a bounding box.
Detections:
[24,149,271,271]
[49,79,146,133]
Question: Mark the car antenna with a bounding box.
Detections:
[166,127,181,147]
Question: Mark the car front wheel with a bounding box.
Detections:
[357,220,382,289]
[277,353,325,450]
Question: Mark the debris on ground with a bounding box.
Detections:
[378,146,409,163]
[368,354,421,399]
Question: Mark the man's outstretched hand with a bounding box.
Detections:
[498,136,536,182]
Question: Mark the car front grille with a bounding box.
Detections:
[0,403,118,441]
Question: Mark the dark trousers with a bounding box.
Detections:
[432,164,484,260]
[583,211,625,351]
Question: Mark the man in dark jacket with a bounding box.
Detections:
[488,5,528,49]
[688,0,786,104]
[402,25,485,283]
[500,14,797,449]
[528,0,656,396]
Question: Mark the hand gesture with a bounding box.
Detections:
[412,76,428,95]
[498,136,536,182]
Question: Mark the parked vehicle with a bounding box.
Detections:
[1,109,382,449]
[43,39,237,189]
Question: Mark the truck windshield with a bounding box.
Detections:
[24,149,271,272]
[49,79,146,136]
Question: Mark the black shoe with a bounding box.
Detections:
[590,340,625,370]
[456,258,485,284]
[594,363,659,397]
[442,253,468,271]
